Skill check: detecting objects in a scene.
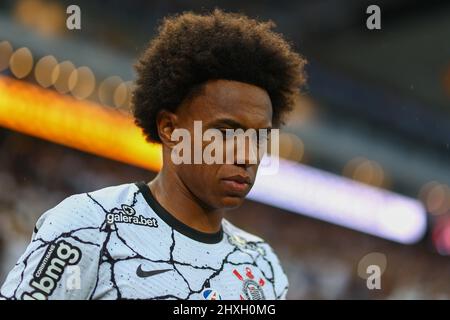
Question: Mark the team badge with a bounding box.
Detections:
[232,267,266,300]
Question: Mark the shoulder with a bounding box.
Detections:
[83,182,141,210]
[222,219,282,266]
[222,219,265,244]
[33,182,138,240]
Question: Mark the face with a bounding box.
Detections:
[158,79,273,210]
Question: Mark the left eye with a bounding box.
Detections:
[219,129,234,139]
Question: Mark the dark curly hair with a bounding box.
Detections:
[132,9,307,143]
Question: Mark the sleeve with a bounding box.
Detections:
[0,194,105,300]
[262,243,289,300]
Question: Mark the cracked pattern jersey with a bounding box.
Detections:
[0,182,288,300]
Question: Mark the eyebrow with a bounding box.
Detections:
[208,118,272,131]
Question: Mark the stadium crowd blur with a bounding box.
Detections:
[1,0,450,299]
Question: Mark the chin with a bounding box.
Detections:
[219,195,245,209]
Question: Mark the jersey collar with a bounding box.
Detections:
[135,181,224,244]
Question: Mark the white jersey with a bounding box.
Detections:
[0,182,288,300]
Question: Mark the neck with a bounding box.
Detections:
[148,167,224,234]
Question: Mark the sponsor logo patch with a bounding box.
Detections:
[106,204,158,228]
[22,240,81,300]
[202,288,222,300]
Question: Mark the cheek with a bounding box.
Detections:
[201,164,222,188]
[183,164,221,192]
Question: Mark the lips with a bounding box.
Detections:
[221,175,252,194]
[223,175,251,184]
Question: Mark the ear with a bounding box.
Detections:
[156,110,179,148]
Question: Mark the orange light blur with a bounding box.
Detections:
[0,76,162,172]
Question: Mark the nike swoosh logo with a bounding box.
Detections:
[136,265,172,278]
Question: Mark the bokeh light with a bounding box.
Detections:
[0,41,13,72]
[34,55,59,88]
[419,181,450,215]
[9,47,33,79]
[98,76,123,107]
[113,81,133,110]
[70,66,96,99]
[52,61,77,94]
[285,94,316,127]
[13,0,66,37]
[343,157,387,188]
[279,133,305,162]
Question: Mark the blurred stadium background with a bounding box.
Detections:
[0,0,449,299]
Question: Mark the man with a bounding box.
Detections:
[1,9,306,300]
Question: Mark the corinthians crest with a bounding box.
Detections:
[232,267,266,300]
